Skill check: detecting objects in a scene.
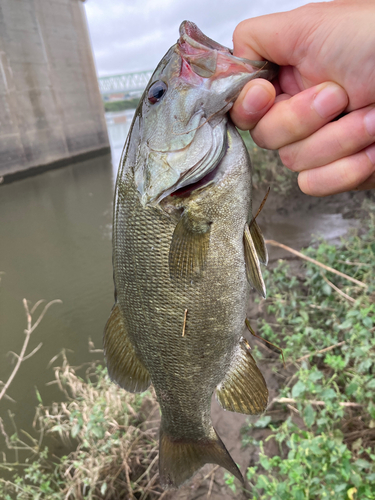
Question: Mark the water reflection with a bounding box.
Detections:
[106,109,135,175]
[0,153,116,452]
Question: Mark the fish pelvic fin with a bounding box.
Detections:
[159,425,243,489]
[216,337,268,415]
[244,224,266,298]
[250,219,268,265]
[103,303,151,393]
[169,210,211,282]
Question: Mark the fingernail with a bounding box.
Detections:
[364,107,375,136]
[365,143,375,164]
[313,83,348,119]
[242,84,272,114]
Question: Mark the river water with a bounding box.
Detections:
[0,108,358,458]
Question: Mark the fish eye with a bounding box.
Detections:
[148,81,168,104]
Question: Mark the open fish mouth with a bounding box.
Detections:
[136,21,278,208]
[178,20,278,83]
[167,156,223,200]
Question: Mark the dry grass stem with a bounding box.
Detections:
[32,355,163,499]
[205,465,220,497]
[0,298,61,402]
[287,404,300,415]
[265,239,368,288]
[296,341,346,363]
[320,273,356,303]
[273,397,363,408]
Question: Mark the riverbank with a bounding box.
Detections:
[1,139,374,499]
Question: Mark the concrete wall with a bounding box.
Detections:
[0,0,109,179]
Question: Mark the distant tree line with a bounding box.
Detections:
[104,98,140,112]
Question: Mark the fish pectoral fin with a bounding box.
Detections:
[244,224,266,298]
[103,303,151,393]
[169,210,211,281]
[159,425,243,489]
[250,219,268,265]
[216,337,268,415]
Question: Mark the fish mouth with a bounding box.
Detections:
[179,20,230,55]
[137,22,278,208]
[178,20,278,84]
[168,160,221,199]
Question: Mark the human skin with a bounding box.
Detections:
[230,0,375,196]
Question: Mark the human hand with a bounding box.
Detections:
[230,0,375,196]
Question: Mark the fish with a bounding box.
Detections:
[104,20,277,489]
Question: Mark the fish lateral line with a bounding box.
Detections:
[245,318,286,368]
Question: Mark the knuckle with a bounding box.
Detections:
[250,129,268,149]
[282,106,305,139]
[279,146,298,170]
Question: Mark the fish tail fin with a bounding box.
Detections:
[159,423,243,489]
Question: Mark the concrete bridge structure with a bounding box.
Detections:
[0,0,110,182]
[99,70,153,101]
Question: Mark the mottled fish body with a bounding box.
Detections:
[104,21,277,489]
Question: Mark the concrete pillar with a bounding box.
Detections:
[0,0,110,181]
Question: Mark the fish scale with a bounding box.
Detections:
[104,20,277,489]
[115,126,249,417]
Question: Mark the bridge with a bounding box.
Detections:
[0,0,110,180]
[98,70,154,100]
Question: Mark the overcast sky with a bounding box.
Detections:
[83,0,327,77]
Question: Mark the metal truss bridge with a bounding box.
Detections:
[98,70,153,99]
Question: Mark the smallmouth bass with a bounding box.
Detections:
[104,21,277,489]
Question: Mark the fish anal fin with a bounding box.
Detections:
[159,425,243,489]
[169,210,211,282]
[216,337,268,415]
[250,219,268,265]
[244,224,266,298]
[103,303,151,393]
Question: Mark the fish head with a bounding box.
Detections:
[134,21,277,206]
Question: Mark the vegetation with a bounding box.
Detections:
[238,130,298,195]
[104,99,140,113]
[239,199,375,499]
[0,353,162,500]
[1,189,374,498]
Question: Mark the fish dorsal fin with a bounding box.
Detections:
[244,224,266,298]
[216,337,268,415]
[169,211,211,281]
[159,425,243,489]
[250,219,268,265]
[103,303,151,393]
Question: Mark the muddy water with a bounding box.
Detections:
[0,109,359,459]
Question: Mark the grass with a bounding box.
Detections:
[238,199,375,499]
[1,190,373,498]
[0,353,162,500]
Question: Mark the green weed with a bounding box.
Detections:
[104,99,140,112]
[240,201,375,499]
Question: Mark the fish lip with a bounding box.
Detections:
[178,20,278,82]
[179,20,230,53]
